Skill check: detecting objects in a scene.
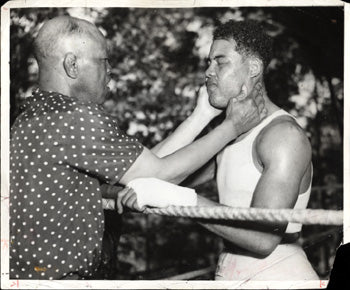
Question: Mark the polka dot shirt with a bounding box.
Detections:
[10,89,144,279]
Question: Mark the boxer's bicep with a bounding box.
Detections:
[243,122,311,251]
[251,121,311,210]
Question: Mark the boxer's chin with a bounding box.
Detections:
[209,93,228,110]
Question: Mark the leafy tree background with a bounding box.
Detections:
[9,6,344,279]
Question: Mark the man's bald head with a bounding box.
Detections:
[34,16,111,104]
[33,16,105,65]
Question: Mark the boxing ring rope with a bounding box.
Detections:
[101,199,343,226]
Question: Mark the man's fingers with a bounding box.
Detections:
[248,82,260,99]
[122,188,141,210]
[116,196,123,214]
[116,187,131,214]
[123,192,145,212]
[117,192,128,214]
[125,193,137,208]
[254,86,263,101]
[198,85,206,95]
[253,84,266,119]
[256,93,265,112]
[255,82,262,92]
[119,187,136,211]
[236,84,247,100]
[229,97,238,104]
[255,99,267,119]
[121,189,133,205]
[128,195,142,211]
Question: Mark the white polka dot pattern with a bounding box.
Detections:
[10,89,144,279]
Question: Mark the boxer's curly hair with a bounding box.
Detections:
[213,20,273,69]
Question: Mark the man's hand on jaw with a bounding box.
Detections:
[193,85,223,120]
[225,82,267,136]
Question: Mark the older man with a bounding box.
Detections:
[10,16,264,280]
[124,20,319,281]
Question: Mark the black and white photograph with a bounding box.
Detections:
[1,0,348,289]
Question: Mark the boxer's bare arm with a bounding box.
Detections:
[198,119,312,256]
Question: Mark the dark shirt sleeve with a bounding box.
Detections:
[100,183,124,199]
[57,104,144,185]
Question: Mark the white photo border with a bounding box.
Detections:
[1,0,348,289]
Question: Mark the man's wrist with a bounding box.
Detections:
[220,120,239,140]
[189,108,214,126]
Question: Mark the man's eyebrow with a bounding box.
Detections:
[206,55,227,62]
[214,55,227,60]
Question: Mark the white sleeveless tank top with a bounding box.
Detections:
[216,109,311,233]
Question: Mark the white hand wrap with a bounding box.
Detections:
[127,178,198,208]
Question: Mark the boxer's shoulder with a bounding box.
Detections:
[255,115,311,163]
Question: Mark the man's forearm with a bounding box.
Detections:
[121,94,264,185]
[181,159,216,188]
[158,120,236,184]
[120,120,237,185]
[151,110,213,157]
[197,196,285,257]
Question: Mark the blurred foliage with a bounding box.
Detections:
[9,6,344,280]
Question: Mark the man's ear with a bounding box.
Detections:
[249,57,263,79]
[63,53,78,79]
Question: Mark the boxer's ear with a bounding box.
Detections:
[249,57,263,79]
[63,53,78,79]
